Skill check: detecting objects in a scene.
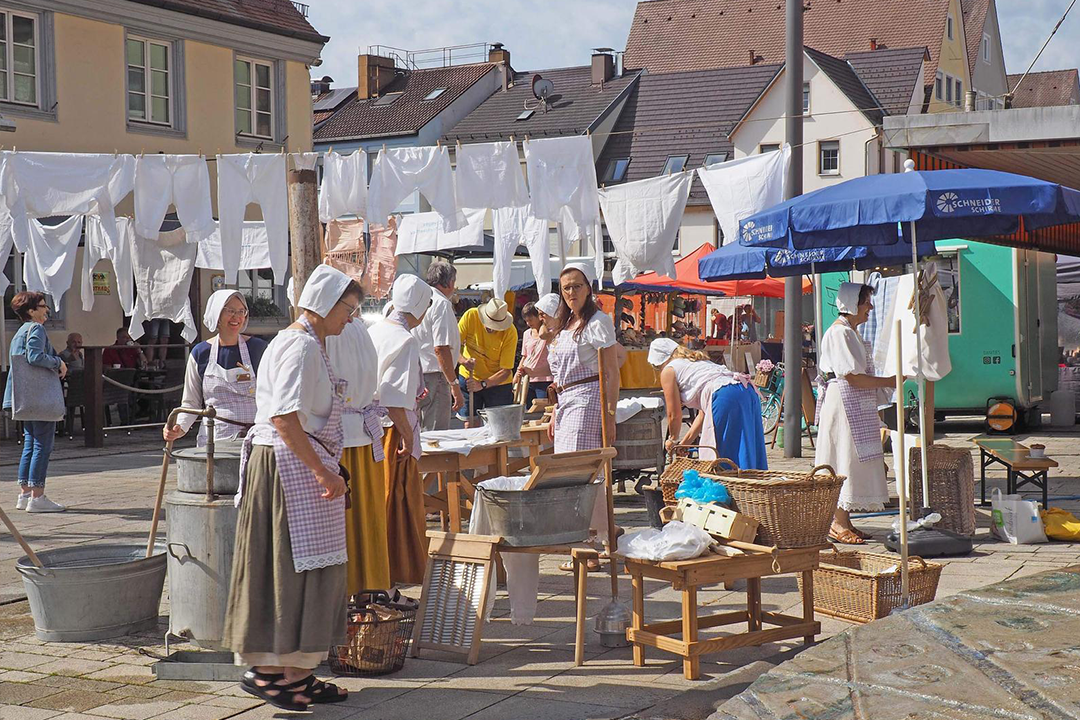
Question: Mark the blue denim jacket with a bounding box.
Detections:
[3,321,61,410]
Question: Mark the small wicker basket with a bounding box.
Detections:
[753,368,774,388]
[658,445,723,505]
[799,550,943,624]
[329,591,418,677]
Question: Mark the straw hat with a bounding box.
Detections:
[478,297,513,331]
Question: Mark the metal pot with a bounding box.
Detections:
[478,404,524,442]
[174,445,242,495]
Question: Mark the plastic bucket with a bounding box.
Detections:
[479,483,601,546]
[17,545,167,642]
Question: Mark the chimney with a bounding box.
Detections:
[749,49,758,65]
[310,75,333,97]
[964,90,977,111]
[489,43,512,90]
[591,52,615,85]
[357,54,396,100]
[869,38,878,51]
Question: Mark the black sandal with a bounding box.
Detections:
[240,669,310,712]
[288,674,349,704]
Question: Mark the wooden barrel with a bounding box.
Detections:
[613,407,665,472]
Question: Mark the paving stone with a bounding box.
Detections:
[32,659,115,678]
[0,679,60,705]
[142,704,237,720]
[82,666,155,685]
[0,652,54,671]
[0,706,63,719]
[27,689,114,713]
[81,698,185,720]
[103,686,170,700]
[0,670,47,683]
[33,677,123,694]
[463,695,627,720]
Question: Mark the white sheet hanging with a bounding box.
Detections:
[558,208,604,285]
[493,205,550,297]
[318,150,367,223]
[0,228,11,295]
[697,146,790,245]
[395,208,485,255]
[81,216,135,314]
[522,136,600,228]
[21,216,84,305]
[599,171,694,285]
[872,264,953,382]
[129,227,198,343]
[195,220,287,283]
[454,141,530,210]
[367,146,464,231]
[133,154,215,243]
[216,153,288,285]
[292,152,319,171]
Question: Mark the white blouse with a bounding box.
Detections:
[368,318,422,410]
[668,358,739,410]
[327,320,379,448]
[252,329,333,445]
[552,311,617,372]
[820,322,868,378]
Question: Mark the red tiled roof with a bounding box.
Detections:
[961,0,991,81]
[1007,70,1080,108]
[314,64,497,141]
[128,0,326,42]
[623,0,949,90]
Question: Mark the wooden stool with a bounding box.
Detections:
[571,548,599,666]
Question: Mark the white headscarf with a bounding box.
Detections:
[561,261,596,288]
[647,338,679,367]
[535,293,561,317]
[298,264,354,318]
[390,273,433,318]
[835,282,864,315]
[202,289,248,333]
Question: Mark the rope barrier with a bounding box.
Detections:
[101,375,184,395]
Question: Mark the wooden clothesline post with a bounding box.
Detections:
[287,166,322,309]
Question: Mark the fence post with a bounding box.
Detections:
[84,347,104,448]
[287,167,322,312]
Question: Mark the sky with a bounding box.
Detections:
[307,0,1080,87]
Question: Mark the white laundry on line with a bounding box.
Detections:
[318,150,367,223]
[454,141,530,210]
[292,152,319,171]
[395,208,485,256]
[599,171,694,285]
[81,216,136,314]
[216,153,288,285]
[697,146,790,245]
[196,220,287,283]
[133,154,215,243]
[523,136,600,228]
[367,146,464,232]
[493,205,550,297]
[21,216,85,306]
[557,207,605,283]
[129,226,198,343]
[0,229,12,295]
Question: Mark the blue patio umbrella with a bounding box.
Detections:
[697,238,938,281]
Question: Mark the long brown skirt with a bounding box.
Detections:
[222,445,347,656]
[343,444,390,594]
[383,428,426,585]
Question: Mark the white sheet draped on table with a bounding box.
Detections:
[493,204,550,297]
[697,146,790,245]
[129,226,198,342]
[395,207,485,255]
[318,150,367,223]
[367,146,464,232]
[81,216,136,314]
[523,136,601,229]
[196,220,287,284]
[215,153,288,285]
[133,154,215,243]
[22,215,84,305]
[454,141,530,210]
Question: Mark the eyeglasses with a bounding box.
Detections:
[221,307,249,319]
[338,300,362,318]
[561,282,587,294]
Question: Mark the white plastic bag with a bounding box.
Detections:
[617,521,714,561]
[990,489,1048,544]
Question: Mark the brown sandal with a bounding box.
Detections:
[828,528,866,545]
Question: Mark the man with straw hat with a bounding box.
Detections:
[457,296,518,425]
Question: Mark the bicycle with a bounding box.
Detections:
[758,362,818,437]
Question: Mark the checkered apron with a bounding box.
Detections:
[196,336,257,446]
[548,329,602,454]
[237,317,348,573]
[815,318,884,463]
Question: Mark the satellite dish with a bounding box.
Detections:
[532,75,555,101]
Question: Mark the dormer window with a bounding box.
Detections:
[423,87,448,101]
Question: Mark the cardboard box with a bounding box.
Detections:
[674,498,759,544]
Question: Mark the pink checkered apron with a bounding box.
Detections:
[548,329,602,454]
[237,317,348,573]
[815,318,884,463]
[196,336,257,447]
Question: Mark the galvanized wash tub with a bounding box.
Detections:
[173,444,242,495]
[17,545,167,641]
[479,483,601,546]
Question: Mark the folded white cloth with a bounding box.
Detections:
[22,216,84,305]
[368,146,464,231]
[615,396,665,423]
[396,208,485,255]
[523,136,600,228]
[81,216,136,314]
[216,153,288,285]
[420,427,495,455]
[454,141,530,210]
[697,146,790,245]
[133,154,215,243]
[599,172,694,285]
[129,227,198,343]
[195,220,287,283]
[318,150,367,222]
[493,205,550,297]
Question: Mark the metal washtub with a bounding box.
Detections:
[479,483,602,546]
[17,545,167,641]
[478,404,524,442]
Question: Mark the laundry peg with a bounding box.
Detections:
[382,143,387,153]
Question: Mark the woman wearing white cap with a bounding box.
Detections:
[647,338,767,469]
[222,264,359,711]
[164,290,267,446]
[369,274,433,586]
[817,282,897,545]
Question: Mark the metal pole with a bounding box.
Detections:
[783,0,804,458]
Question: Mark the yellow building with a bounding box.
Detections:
[1,0,326,348]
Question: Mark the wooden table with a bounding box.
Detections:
[624,545,821,680]
[972,435,1058,507]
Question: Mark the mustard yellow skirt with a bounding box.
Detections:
[342,445,390,594]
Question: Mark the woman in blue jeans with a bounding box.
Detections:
[3,291,67,513]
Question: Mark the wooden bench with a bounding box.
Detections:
[972,435,1058,508]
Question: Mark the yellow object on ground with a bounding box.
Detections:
[1041,507,1080,541]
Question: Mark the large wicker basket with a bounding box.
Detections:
[799,550,943,623]
[658,445,723,505]
[703,461,844,547]
[908,446,975,537]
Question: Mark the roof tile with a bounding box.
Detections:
[844,46,928,116]
[128,0,326,42]
[1007,69,1080,108]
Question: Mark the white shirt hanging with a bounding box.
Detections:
[195,220,286,283]
[697,146,790,245]
[493,204,550,297]
[454,141,530,210]
[523,136,601,227]
[133,154,215,243]
[367,146,464,231]
[215,153,288,285]
[318,150,367,223]
[0,225,13,295]
[395,208,485,255]
[22,215,84,306]
[599,171,694,285]
[81,216,136,314]
[128,226,198,343]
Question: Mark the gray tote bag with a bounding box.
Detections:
[10,354,65,421]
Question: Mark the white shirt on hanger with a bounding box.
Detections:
[128,226,198,343]
[22,215,84,306]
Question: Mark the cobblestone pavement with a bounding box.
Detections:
[0,422,1077,720]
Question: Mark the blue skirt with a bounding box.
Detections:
[710,384,768,470]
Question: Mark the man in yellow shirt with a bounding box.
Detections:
[457,297,518,424]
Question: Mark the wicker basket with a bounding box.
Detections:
[799,550,943,623]
[329,592,418,676]
[753,368,774,388]
[908,446,975,537]
[703,461,844,547]
[658,445,724,505]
